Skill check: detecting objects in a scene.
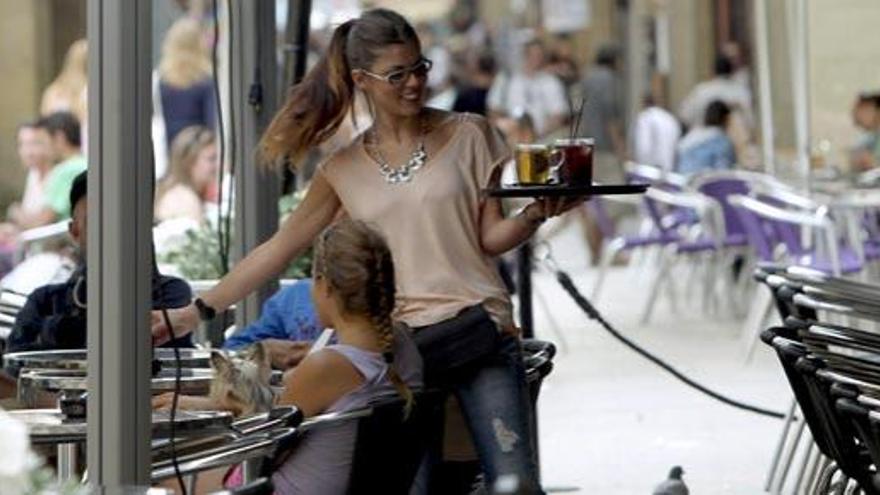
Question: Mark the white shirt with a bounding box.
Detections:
[678,77,753,129]
[487,70,567,136]
[21,168,48,213]
[632,106,682,172]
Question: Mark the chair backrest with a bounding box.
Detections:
[730,194,842,272]
[347,390,445,494]
[691,176,752,240]
[624,161,687,191]
[644,187,724,247]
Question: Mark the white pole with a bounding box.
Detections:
[787,0,811,189]
[754,0,775,175]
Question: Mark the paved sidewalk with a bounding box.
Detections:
[528,218,790,494]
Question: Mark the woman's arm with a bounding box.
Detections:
[479,170,582,256]
[152,173,341,344]
[276,349,363,417]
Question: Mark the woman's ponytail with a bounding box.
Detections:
[258,20,356,168]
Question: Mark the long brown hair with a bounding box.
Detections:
[258,9,419,168]
[312,220,413,414]
[158,125,215,201]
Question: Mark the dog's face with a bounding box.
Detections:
[210,343,275,417]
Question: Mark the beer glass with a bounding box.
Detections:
[515,144,556,185]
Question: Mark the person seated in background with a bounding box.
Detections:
[222,278,322,370]
[5,172,193,371]
[156,220,423,494]
[21,112,88,228]
[0,120,57,278]
[154,125,219,224]
[850,91,880,172]
[2,120,57,234]
[676,100,737,176]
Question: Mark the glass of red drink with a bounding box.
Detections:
[551,138,594,185]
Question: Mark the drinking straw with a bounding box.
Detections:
[572,97,586,139]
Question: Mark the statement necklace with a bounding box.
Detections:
[366,115,429,184]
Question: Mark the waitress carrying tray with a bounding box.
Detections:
[486,182,649,198]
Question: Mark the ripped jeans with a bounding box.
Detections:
[423,334,543,494]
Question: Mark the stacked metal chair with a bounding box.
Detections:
[758,264,880,494]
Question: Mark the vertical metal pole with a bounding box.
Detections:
[56,444,78,482]
[86,0,153,489]
[517,242,534,338]
[283,0,314,91]
[787,0,811,189]
[624,0,648,129]
[754,0,776,175]
[232,0,281,329]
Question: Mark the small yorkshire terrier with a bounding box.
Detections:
[209,342,275,417]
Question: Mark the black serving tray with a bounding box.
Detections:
[488,183,649,198]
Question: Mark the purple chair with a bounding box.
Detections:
[588,196,677,303]
[729,194,866,362]
[728,195,863,276]
[639,187,726,323]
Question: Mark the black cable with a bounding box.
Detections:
[223,0,236,275]
[151,105,188,495]
[551,268,786,420]
[159,307,187,495]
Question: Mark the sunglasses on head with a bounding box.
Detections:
[360,58,433,87]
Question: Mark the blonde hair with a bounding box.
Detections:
[313,220,414,415]
[41,39,88,120]
[158,18,212,88]
[157,125,215,201]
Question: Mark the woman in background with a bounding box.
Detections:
[157,18,216,150]
[154,125,218,223]
[41,39,88,122]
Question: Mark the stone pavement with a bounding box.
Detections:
[526,217,790,494]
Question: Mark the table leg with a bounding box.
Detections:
[57,443,78,482]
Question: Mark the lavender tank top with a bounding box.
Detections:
[271,327,423,494]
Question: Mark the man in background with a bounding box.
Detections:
[632,94,681,173]
[579,44,627,182]
[6,172,192,370]
[18,112,88,228]
[488,39,568,137]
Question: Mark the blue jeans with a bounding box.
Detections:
[417,334,543,494]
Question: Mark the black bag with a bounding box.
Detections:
[411,304,500,380]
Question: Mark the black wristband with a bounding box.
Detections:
[194,297,217,322]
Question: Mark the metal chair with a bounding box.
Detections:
[640,187,726,323]
[587,196,676,304]
[759,269,880,494]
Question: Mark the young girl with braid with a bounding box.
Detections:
[270,219,422,493]
[157,220,422,493]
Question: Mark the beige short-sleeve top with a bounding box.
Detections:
[318,112,513,328]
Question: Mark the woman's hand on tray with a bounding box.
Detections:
[529,196,587,221]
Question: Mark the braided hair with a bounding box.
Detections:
[313,220,414,415]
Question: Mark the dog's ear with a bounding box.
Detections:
[249,342,270,369]
[210,351,234,377]
[249,342,273,384]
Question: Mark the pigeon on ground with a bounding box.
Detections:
[652,466,689,495]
